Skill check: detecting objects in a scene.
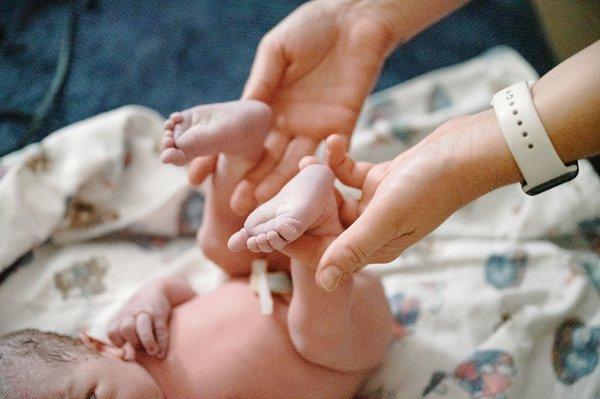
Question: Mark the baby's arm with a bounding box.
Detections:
[286,258,392,373]
[108,277,196,357]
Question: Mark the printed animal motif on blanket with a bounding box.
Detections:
[552,318,600,385]
[582,260,600,294]
[423,350,516,399]
[24,149,51,173]
[485,250,528,289]
[54,257,109,299]
[428,85,453,112]
[64,197,119,230]
[578,217,600,252]
[388,292,421,332]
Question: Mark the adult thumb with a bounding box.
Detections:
[242,35,286,103]
[316,199,396,291]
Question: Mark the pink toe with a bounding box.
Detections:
[173,125,186,140]
[256,234,272,253]
[164,129,174,138]
[163,137,175,149]
[266,231,287,250]
[160,148,188,165]
[275,221,300,242]
[247,237,260,253]
[227,229,250,252]
[170,112,183,123]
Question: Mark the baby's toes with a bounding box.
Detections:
[228,228,251,252]
[163,119,175,131]
[274,217,303,242]
[169,112,184,124]
[266,230,288,250]
[162,135,175,150]
[247,236,260,253]
[160,147,189,165]
[255,233,273,253]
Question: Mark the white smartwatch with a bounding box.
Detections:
[491,80,578,196]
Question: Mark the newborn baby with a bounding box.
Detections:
[0,101,393,399]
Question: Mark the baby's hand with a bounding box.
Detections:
[108,281,172,358]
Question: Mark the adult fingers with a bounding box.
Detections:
[246,131,290,181]
[230,181,258,217]
[242,34,286,103]
[188,155,217,186]
[230,132,289,216]
[135,313,159,356]
[315,197,402,291]
[254,136,317,202]
[325,135,373,189]
[339,196,360,227]
[298,155,320,170]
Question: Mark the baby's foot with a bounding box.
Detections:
[228,164,342,253]
[161,100,272,166]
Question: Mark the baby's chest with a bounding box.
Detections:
[160,288,313,397]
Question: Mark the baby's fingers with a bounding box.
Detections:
[119,316,142,350]
[107,320,126,348]
[135,313,159,356]
[154,317,170,358]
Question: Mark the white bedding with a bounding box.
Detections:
[1,47,598,399]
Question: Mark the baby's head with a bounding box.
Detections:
[0,329,163,399]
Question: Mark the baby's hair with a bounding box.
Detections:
[0,329,97,398]
[0,328,94,363]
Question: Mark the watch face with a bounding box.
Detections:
[523,162,580,196]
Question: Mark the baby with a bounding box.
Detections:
[0,100,393,399]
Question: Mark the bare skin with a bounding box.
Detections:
[64,100,396,398]
[316,41,600,291]
[187,0,467,216]
[228,164,342,254]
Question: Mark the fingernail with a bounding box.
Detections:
[319,265,344,292]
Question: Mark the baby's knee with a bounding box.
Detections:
[197,230,249,276]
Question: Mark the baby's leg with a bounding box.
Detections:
[287,260,392,373]
[230,163,392,371]
[162,100,277,274]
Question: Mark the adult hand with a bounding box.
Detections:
[315,41,600,291]
[188,0,402,212]
[315,110,522,291]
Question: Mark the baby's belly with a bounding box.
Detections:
[140,280,359,399]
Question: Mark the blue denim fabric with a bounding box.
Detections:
[0,0,556,156]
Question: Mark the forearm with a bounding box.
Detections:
[532,41,600,163]
[451,41,600,200]
[348,0,468,52]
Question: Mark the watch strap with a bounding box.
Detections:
[491,81,578,195]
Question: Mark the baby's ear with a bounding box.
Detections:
[78,332,135,362]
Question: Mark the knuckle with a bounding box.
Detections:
[121,319,135,333]
[340,242,368,269]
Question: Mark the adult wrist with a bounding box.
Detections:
[371,0,468,50]
[450,110,523,201]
